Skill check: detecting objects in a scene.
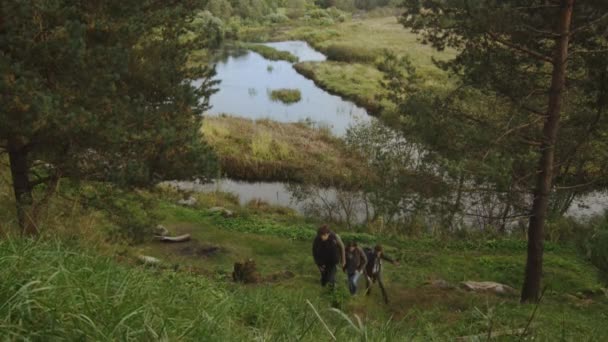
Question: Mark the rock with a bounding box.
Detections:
[154,234,192,243]
[154,225,169,237]
[232,259,260,284]
[137,255,162,265]
[209,207,235,218]
[459,281,516,295]
[178,196,197,207]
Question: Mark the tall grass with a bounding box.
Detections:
[201,115,365,186]
[0,238,415,341]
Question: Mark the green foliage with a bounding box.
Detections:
[188,11,226,48]
[269,88,302,104]
[1,0,219,230]
[244,44,299,62]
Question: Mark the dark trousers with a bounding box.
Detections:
[320,264,337,288]
[365,272,389,304]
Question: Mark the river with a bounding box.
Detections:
[186,41,606,223]
[194,40,370,135]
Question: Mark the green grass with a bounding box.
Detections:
[269,88,302,104]
[294,61,387,113]
[201,115,366,187]
[244,43,299,63]
[270,16,455,116]
[3,195,607,341]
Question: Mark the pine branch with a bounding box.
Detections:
[570,12,608,36]
[486,31,553,63]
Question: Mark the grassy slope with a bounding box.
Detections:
[2,196,606,341]
[201,115,366,186]
[0,175,606,341]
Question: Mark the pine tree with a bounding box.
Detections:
[0,0,219,234]
[398,0,608,302]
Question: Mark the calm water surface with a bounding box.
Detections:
[194,41,369,135]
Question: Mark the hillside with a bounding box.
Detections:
[2,191,606,340]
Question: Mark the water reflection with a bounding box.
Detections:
[194,41,369,135]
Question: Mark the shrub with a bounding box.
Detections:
[269,88,302,104]
[590,230,608,274]
[265,13,289,23]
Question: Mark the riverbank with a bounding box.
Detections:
[201,115,367,187]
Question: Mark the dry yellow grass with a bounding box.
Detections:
[201,115,365,187]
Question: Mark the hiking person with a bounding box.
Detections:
[312,225,345,288]
[364,244,399,304]
[343,241,367,295]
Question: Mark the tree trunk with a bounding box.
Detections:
[521,0,574,303]
[7,137,36,236]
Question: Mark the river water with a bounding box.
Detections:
[187,41,606,222]
[196,40,369,135]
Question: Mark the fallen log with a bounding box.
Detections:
[154,234,191,243]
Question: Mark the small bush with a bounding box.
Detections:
[269,88,302,104]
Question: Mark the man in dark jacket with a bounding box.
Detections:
[312,225,345,288]
[343,241,367,295]
[364,244,399,304]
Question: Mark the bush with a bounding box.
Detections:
[590,230,608,274]
[265,13,289,23]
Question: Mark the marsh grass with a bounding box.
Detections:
[201,115,366,186]
[269,88,302,104]
[244,43,299,63]
[294,61,387,113]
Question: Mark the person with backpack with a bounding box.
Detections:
[343,241,367,295]
[312,225,345,288]
[364,244,399,304]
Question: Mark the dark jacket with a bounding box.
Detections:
[312,232,345,267]
[364,247,394,276]
[345,246,368,275]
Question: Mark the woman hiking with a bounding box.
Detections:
[343,241,367,295]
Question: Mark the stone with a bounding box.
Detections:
[459,281,516,294]
[177,196,197,207]
[209,207,235,218]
